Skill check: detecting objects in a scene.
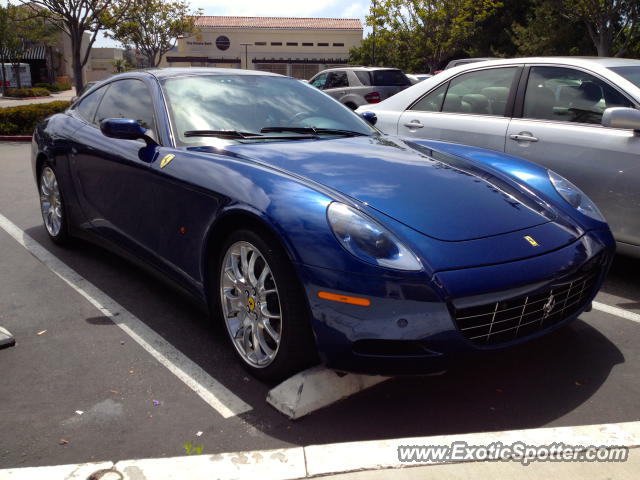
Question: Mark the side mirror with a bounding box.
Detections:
[601,107,640,131]
[359,111,378,126]
[100,118,153,143]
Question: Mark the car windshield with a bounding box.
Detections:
[162,74,377,146]
[609,66,640,88]
[372,70,411,86]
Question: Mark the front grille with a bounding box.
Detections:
[455,272,598,346]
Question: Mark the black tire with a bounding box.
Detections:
[38,162,70,245]
[214,228,318,382]
[345,102,358,110]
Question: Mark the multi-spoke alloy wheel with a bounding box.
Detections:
[216,229,317,381]
[39,165,68,243]
[220,241,282,368]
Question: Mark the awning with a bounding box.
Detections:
[165,56,241,64]
[0,45,47,60]
[252,58,348,64]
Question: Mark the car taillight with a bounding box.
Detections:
[365,92,381,103]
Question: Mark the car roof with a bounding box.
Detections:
[320,66,402,72]
[449,56,640,69]
[113,67,282,80]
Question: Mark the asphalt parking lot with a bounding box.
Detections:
[1,142,639,470]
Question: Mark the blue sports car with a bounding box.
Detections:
[32,68,615,381]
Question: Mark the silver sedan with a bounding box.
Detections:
[358,57,640,257]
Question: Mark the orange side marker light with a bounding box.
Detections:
[317,291,371,307]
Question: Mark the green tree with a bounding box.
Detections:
[109,0,201,68]
[353,0,503,73]
[111,57,132,72]
[21,0,130,93]
[511,0,594,56]
[563,0,640,56]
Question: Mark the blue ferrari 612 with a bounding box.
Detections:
[32,69,615,381]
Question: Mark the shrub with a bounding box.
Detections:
[34,82,73,92]
[0,101,70,135]
[4,87,51,98]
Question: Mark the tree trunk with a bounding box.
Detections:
[71,32,85,94]
[1,60,6,95]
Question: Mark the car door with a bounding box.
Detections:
[398,66,521,152]
[69,78,162,259]
[505,65,640,247]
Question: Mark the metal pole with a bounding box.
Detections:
[372,0,376,65]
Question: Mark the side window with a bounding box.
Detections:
[75,86,107,123]
[523,66,633,124]
[410,83,448,112]
[325,71,349,89]
[354,71,371,85]
[442,67,516,116]
[310,72,328,89]
[95,79,156,133]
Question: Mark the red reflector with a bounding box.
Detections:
[365,92,381,103]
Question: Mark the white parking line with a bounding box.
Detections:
[0,213,252,418]
[593,301,640,324]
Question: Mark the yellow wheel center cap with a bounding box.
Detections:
[247,297,256,311]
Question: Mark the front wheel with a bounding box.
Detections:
[38,164,69,245]
[217,229,317,381]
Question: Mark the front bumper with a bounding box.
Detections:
[297,229,614,375]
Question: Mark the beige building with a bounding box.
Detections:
[87,47,125,82]
[163,16,363,79]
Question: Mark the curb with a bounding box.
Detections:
[0,136,31,142]
[1,421,639,479]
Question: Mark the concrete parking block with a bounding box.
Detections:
[266,366,390,419]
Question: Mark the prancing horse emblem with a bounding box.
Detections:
[542,294,556,318]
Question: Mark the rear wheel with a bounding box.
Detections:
[216,229,316,381]
[38,164,69,245]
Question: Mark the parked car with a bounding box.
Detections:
[309,66,412,109]
[407,73,433,84]
[33,68,614,380]
[358,57,640,257]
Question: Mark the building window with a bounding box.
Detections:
[333,43,344,47]
[271,42,282,46]
[302,42,313,46]
[255,42,267,46]
[286,42,298,46]
[317,42,329,47]
[216,36,230,51]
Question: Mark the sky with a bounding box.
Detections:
[94,0,371,47]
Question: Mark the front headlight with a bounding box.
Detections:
[548,170,605,222]
[327,202,422,271]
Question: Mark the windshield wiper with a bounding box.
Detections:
[261,126,369,137]
[184,129,318,141]
[184,130,262,139]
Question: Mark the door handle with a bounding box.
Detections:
[509,133,538,142]
[404,120,424,129]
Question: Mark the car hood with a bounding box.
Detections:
[223,136,557,241]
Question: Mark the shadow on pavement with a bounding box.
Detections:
[23,225,628,447]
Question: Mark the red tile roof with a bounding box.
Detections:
[194,16,363,30]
